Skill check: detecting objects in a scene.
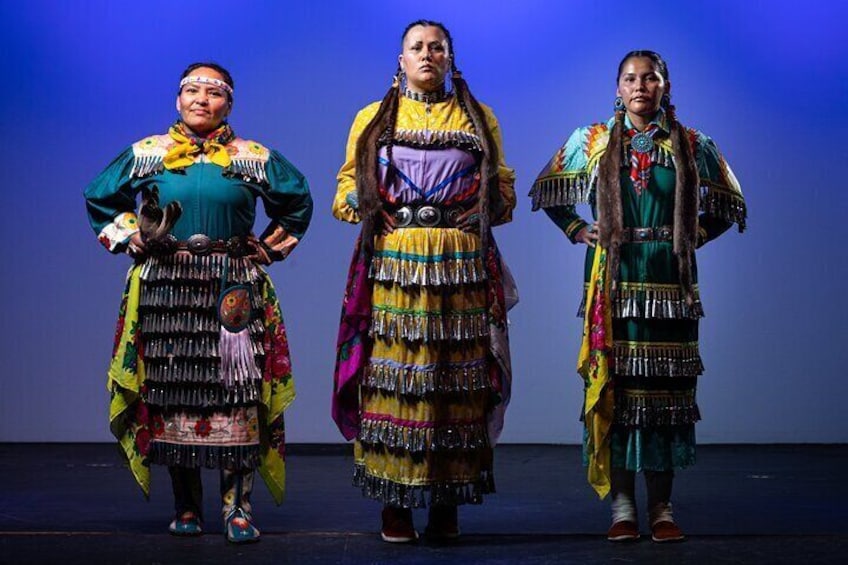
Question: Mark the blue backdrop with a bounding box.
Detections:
[1,0,846,443]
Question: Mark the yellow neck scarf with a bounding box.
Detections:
[163,122,234,170]
[578,246,615,499]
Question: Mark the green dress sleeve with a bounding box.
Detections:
[258,150,313,242]
[83,147,140,252]
[693,131,747,247]
[544,205,589,243]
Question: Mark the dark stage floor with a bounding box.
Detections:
[1,444,846,564]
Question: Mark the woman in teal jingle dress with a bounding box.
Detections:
[530,51,746,543]
[84,63,312,543]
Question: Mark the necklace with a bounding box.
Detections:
[403,88,450,103]
[630,130,656,154]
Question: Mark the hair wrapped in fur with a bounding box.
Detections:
[353,19,500,260]
[452,69,502,254]
[596,110,626,287]
[354,80,399,258]
[596,50,699,304]
[668,103,700,304]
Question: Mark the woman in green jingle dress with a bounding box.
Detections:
[530,50,746,543]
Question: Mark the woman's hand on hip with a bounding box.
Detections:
[127,232,147,258]
[380,209,396,235]
[576,223,599,247]
[456,204,482,233]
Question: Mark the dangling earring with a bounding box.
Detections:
[660,93,671,110]
[392,71,400,89]
[614,96,625,112]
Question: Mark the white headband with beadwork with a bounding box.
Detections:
[179,75,234,96]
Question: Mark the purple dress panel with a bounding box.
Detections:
[378,146,478,205]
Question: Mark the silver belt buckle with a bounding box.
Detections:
[633,228,651,241]
[186,234,212,255]
[415,205,441,227]
[394,206,414,227]
[657,226,672,240]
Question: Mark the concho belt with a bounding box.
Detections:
[392,204,466,228]
[146,234,253,257]
[621,225,673,243]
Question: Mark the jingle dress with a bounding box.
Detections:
[84,127,312,502]
[530,110,746,480]
[332,94,517,507]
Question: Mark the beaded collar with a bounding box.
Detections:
[403,88,450,103]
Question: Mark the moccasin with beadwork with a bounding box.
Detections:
[225,507,260,544]
[169,512,203,536]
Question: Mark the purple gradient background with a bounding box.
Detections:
[1,0,846,443]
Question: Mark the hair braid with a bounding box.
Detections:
[666,102,700,304]
[452,71,500,254]
[354,74,400,258]
[596,109,626,287]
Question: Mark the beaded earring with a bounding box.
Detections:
[614,96,625,111]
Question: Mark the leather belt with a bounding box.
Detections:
[392,204,466,228]
[146,234,253,257]
[621,225,673,243]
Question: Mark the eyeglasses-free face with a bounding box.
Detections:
[176,67,232,136]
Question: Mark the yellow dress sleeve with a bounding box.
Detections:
[482,104,516,225]
[333,102,381,224]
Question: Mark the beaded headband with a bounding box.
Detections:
[179,75,234,96]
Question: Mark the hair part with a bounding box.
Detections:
[616,50,669,83]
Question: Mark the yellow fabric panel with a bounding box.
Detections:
[361,389,491,427]
[371,281,486,314]
[375,226,481,260]
[369,335,487,367]
[578,247,614,500]
[108,265,150,497]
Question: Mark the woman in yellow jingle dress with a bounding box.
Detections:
[332,20,516,542]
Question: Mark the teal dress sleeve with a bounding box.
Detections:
[531,126,597,243]
[83,147,140,252]
[259,150,313,242]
